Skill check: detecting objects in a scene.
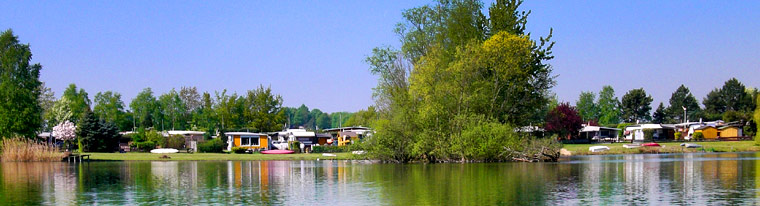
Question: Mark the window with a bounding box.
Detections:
[251,137,259,146]
[240,136,260,146]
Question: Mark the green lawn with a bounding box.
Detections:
[83,152,364,161]
[563,141,760,155]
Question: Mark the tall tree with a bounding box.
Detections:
[666,85,701,123]
[76,112,120,152]
[158,89,187,130]
[720,78,753,112]
[597,86,621,125]
[652,102,667,124]
[244,85,286,132]
[702,88,724,120]
[575,91,599,122]
[0,29,43,138]
[93,91,127,130]
[343,106,378,128]
[621,88,653,123]
[38,83,56,131]
[130,88,158,129]
[61,84,91,123]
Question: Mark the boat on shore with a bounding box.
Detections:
[261,150,295,154]
[589,146,610,153]
[623,144,641,149]
[680,143,702,148]
[150,148,179,154]
[641,143,661,147]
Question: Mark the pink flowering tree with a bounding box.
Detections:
[52,121,76,151]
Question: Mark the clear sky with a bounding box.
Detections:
[1,1,758,113]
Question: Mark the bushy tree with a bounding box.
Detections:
[621,88,653,123]
[76,112,120,152]
[0,29,43,138]
[244,85,286,132]
[667,85,701,123]
[53,121,76,150]
[597,86,621,125]
[544,103,582,140]
[576,91,599,122]
[652,103,667,124]
[61,84,91,123]
[343,106,378,128]
[130,88,158,129]
[367,0,556,162]
[754,95,760,144]
[93,91,128,130]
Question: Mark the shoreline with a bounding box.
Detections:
[66,141,758,161]
[562,141,759,156]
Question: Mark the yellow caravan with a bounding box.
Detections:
[225,132,268,151]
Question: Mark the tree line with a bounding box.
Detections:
[0,29,360,142]
[574,79,758,136]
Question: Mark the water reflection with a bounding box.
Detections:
[1,153,759,205]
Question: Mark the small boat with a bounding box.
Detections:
[680,143,702,148]
[641,143,661,147]
[150,148,179,154]
[322,153,337,157]
[623,144,641,149]
[589,146,610,153]
[261,150,295,154]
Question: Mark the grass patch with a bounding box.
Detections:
[563,141,760,156]
[84,152,364,161]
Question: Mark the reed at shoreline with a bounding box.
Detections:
[1,138,65,161]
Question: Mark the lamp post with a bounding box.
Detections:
[682,106,687,123]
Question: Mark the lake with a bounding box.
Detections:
[2,152,760,205]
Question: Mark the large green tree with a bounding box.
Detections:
[76,112,120,152]
[158,89,187,130]
[93,91,128,130]
[130,88,158,129]
[666,85,701,123]
[596,86,621,125]
[0,29,43,138]
[652,102,667,124]
[703,78,754,121]
[343,106,378,128]
[61,84,91,123]
[244,85,286,132]
[575,91,599,122]
[621,88,653,123]
[38,83,56,131]
[367,0,556,162]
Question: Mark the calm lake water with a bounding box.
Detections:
[2,152,760,205]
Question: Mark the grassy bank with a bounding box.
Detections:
[563,141,760,156]
[84,152,365,161]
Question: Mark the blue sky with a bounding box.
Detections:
[1,1,758,113]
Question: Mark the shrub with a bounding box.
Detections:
[674,132,682,140]
[146,130,165,148]
[76,112,121,152]
[694,132,704,141]
[312,145,348,153]
[0,138,64,161]
[643,129,655,141]
[198,138,224,153]
[289,141,301,153]
[231,147,248,154]
[165,134,185,149]
[131,141,156,151]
